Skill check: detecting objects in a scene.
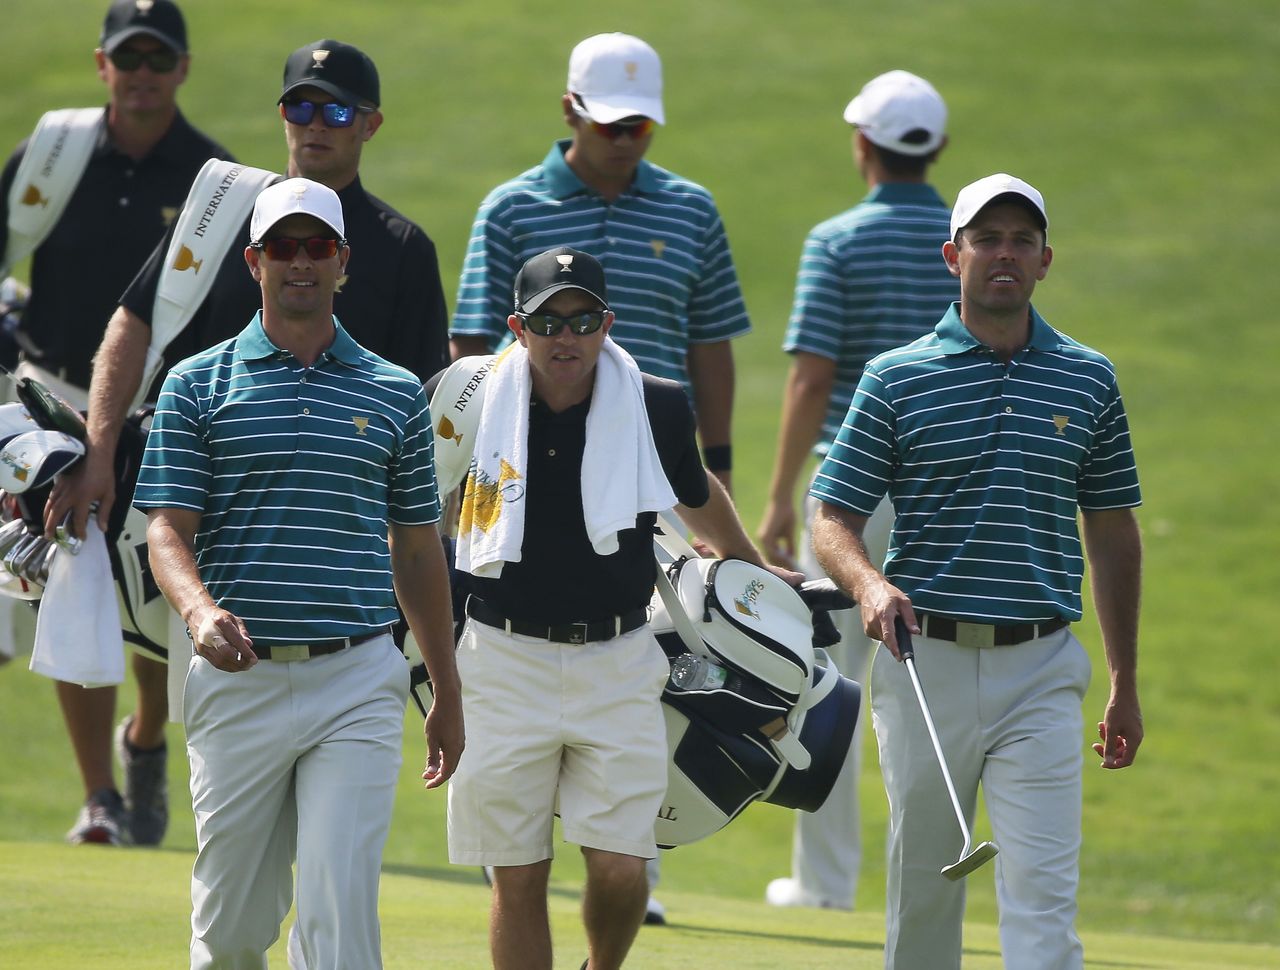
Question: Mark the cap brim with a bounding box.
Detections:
[103,27,184,54]
[577,93,664,126]
[521,283,608,314]
[279,79,363,106]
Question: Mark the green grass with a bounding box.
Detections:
[3,0,1280,964]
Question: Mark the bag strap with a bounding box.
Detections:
[3,108,104,277]
[132,160,279,409]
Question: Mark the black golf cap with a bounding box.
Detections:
[280,40,380,107]
[100,0,187,54]
[514,247,610,313]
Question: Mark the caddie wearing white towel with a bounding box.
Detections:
[446,246,799,970]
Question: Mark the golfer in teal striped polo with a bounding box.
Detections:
[810,173,1143,970]
[134,177,462,969]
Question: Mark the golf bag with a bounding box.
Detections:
[649,546,861,848]
[0,376,166,658]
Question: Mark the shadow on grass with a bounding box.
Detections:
[662,920,886,953]
[382,861,490,887]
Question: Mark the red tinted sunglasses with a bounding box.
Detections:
[571,99,655,142]
[250,236,344,261]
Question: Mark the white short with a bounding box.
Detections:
[447,617,670,866]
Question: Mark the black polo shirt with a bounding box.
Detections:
[467,374,710,624]
[0,109,232,389]
[121,175,449,392]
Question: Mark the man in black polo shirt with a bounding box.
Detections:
[44,38,451,850]
[0,0,231,847]
[446,247,800,970]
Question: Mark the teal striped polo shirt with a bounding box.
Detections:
[450,139,751,387]
[783,183,959,456]
[811,304,1142,623]
[133,314,441,643]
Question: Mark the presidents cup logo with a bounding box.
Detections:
[1053,415,1069,436]
[460,458,524,535]
[171,244,202,274]
[0,449,30,483]
[556,254,574,272]
[352,416,369,436]
[136,0,155,13]
[161,206,179,227]
[291,181,309,202]
[651,239,666,258]
[734,578,766,620]
[20,185,49,208]
[311,49,331,70]
[625,61,639,81]
[438,416,462,445]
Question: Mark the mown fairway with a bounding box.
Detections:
[2,1,1277,966]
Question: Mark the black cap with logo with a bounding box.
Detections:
[514,247,610,313]
[280,40,380,108]
[100,0,187,54]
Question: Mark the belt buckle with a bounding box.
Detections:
[955,622,995,649]
[270,644,311,662]
[568,623,589,645]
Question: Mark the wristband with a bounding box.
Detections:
[702,445,732,472]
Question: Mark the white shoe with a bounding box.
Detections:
[764,877,848,910]
[643,895,666,926]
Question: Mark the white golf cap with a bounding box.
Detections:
[843,70,946,156]
[568,33,665,125]
[950,172,1048,239]
[249,178,345,243]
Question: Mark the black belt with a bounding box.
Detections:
[466,596,647,645]
[918,612,1068,648]
[256,628,387,661]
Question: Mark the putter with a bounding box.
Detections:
[895,616,999,880]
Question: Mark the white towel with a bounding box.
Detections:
[29,520,125,687]
[455,337,676,578]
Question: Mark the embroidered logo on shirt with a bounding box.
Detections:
[651,239,666,258]
[352,416,369,435]
[171,244,202,274]
[1052,415,1069,436]
[335,273,348,293]
[161,206,179,227]
[20,185,48,208]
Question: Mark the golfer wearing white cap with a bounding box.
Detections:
[759,69,959,912]
[450,32,750,499]
[809,173,1143,969]
[135,177,462,969]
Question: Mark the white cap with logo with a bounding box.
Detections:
[843,70,946,156]
[249,178,345,243]
[950,173,1048,240]
[568,33,665,125]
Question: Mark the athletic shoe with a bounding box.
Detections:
[764,876,849,911]
[643,895,666,926]
[65,788,128,845]
[114,715,168,845]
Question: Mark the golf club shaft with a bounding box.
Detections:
[896,617,974,851]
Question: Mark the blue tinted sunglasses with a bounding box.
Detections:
[280,100,374,128]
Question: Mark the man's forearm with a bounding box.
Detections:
[1083,508,1143,689]
[675,473,763,565]
[86,306,151,458]
[390,524,460,699]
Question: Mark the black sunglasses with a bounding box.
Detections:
[108,47,181,73]
[250,236,344,261]
[280,100,374,129]
[516,310,608,337]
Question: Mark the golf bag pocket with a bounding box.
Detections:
[665,556,815,704]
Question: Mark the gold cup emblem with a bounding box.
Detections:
[352,416,369,436]
[172,244,202,274]
[1052,415,1069,436]
[20,185,49,208]
[625,61,638,80]
[438,416,463,445]
[651,239,666,258]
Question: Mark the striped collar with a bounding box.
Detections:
[234,311,363,365]
[541,138,661,200]
[935,302,1061,356]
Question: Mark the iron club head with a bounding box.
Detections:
[941,839,999,880]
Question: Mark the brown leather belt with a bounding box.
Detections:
[918,612,1068,648]
[466,596,647,645]
[256,628,387,661]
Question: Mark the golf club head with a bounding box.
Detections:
[942,840,999,880]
